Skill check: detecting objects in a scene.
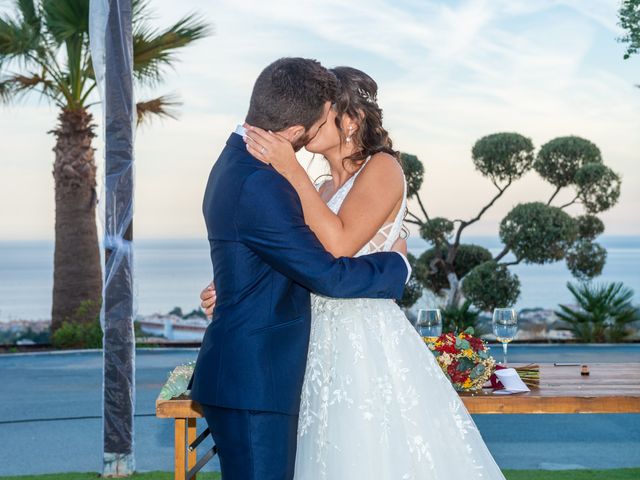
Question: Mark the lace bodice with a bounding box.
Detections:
[317,156,407,256]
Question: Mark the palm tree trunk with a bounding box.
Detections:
[51,109,102,332]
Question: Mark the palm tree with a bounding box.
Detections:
[0,0,210,331]
[556,282,638,343]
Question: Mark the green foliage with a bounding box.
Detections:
[556,282,638,343]
[0,0,211,110]
[398,253,423,309]
[399,130,621,314]
[575,214,605,240]
[461,261,521,312]
[471,132,535,183]
[441,300,483,334]
[167,306,207,319]
[419,217,454,245]
[183,308,207,319]
[566,240,607,281]
[70,299,100,323]
[618,0,640,59]
[400,152,424,198]
[534,136,602,188]
[52,319,103,349]
[574,163,622,214]
[52,299,103,348]
[133,320,145,338]
[414,244,492,293]
[500,202,577,264]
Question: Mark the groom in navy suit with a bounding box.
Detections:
[190,58,410,480]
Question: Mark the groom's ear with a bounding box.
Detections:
[279,125,306,143]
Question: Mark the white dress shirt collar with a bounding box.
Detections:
[234,124,247,137]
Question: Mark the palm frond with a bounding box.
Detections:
[16,0,40,30]
[0,12,41,64]
[556,281,638,342]
[133,12,211,85]
[0,72,59,104]
[2,0,209,111]
[136,94,181,126]
[132,0,155,25]
[42,0,89,44]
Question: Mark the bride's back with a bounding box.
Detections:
[318,154,407,257]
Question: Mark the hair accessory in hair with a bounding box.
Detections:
[357,87,377,104]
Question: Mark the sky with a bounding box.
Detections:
[0,0,638,240]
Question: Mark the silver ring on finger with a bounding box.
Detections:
[261,147,266,154]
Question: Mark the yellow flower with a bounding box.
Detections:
[464,348,474,358]
[463,378,472,388]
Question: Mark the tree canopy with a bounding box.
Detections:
[403,132,621,312]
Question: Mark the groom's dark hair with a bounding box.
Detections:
[246,58,338,132]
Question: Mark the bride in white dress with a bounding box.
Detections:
[241,66,506,479]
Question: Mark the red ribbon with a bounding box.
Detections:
[488,364,508,389]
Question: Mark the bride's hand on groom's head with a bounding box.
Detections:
[200,281,216,318]
[243,125,300,179]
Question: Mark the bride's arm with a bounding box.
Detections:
[245,128,404,257]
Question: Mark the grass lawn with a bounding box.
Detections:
[1,469,640,479]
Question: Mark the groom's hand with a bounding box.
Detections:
[200,281,216,318]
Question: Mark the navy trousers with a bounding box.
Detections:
[201,404,298,480]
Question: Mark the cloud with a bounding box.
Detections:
[0,0,638,239]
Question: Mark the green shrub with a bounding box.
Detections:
[462,261,521,312]
[52,318,103,349]
[52,300,103,349]
[556,282,638,343]
[500,202,577,264]
[441,300,484,335]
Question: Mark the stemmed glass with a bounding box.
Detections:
[492,308,518,366]
[416,309,442,343]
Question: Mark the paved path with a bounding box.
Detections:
[0,345,638,476]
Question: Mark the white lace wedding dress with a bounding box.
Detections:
[293,158,506,480]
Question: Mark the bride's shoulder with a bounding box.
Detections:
[357,152,404,189]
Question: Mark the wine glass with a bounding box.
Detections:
[416,309,442,343]
[492,308,518,366]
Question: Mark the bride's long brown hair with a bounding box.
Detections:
[329,66,399,170]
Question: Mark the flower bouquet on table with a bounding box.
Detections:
[159,361,195,400]
[490,363,540,390]
[427,327,495,392]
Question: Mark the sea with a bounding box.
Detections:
[0,236,639,322]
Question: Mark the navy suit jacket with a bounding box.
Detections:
[190,133,408,415]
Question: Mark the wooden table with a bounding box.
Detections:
[156,363,640,480]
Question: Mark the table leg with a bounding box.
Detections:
[175,418,186,480]
[187,417,197,479]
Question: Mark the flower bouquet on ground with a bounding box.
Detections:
[427,327,495,392]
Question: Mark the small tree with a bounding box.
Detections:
[619,0,640,60]
[402,134,621,311]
